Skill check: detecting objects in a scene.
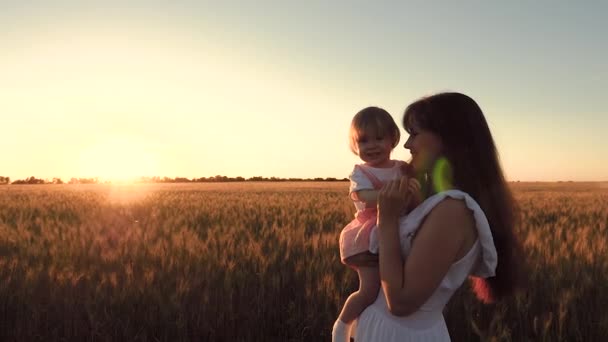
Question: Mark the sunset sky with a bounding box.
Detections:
[1,1,606,182]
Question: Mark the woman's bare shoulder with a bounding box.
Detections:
[422,197,477,255]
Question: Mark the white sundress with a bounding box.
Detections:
[355,190,498,342]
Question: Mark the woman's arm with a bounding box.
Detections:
[377,178,473,316]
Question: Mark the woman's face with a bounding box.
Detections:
[403,123,443,173]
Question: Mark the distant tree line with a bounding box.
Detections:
[0,175,348,185]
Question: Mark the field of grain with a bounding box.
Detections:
[0,182,606,341]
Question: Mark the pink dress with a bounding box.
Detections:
[339,161,406,264]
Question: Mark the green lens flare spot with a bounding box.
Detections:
[432,157,453,193]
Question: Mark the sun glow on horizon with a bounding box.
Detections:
[78,136,160,183]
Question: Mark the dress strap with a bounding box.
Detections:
[355,165,384,190]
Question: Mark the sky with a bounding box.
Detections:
[1,1,606,182]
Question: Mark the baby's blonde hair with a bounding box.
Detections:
[349,106,400,155]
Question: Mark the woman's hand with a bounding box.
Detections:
[378,176,412,224]
[378,176,422,221]
[408,178,423,208]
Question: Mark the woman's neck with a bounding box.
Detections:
[433,157,454,192]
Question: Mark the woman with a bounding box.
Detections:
[354,92,524,341]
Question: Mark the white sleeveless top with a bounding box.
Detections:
[356,190,498,341]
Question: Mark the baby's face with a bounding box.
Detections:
[356,131,394,168]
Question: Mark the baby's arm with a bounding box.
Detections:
[349,165,378,208]
[350,190,379,208]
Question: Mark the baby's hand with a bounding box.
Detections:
[400,161,414,178]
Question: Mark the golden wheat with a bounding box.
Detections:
[0,182,606,341]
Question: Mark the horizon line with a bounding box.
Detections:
[1,175,606,185]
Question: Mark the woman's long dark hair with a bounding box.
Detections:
[403,92,524,303]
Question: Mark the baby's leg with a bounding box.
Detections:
[333,266,380,342]
[338,266,381,323]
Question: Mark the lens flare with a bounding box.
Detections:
[432,157,453,193]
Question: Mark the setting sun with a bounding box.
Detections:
[78,136,160,182]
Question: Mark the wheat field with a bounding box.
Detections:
[0,182,606,341]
